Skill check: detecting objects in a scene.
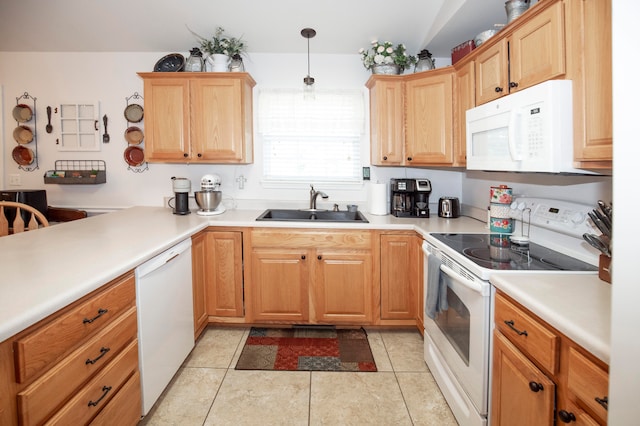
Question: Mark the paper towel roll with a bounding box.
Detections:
[368,183,388,215]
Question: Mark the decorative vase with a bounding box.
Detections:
[206,54,230,72]
[505,0,530,23]
[371,64,402,75]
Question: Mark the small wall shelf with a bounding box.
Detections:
[44,160,106,184]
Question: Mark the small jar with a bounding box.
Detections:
[184,47,204,72]
[229,54,245,72]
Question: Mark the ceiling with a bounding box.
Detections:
[0,0,512,58]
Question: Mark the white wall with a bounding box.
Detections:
[1,51,463,212]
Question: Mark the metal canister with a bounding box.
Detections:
[490,185,513,205]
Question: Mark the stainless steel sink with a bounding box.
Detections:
[256,209,369,223]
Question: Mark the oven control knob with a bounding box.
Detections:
[571,212,586,225]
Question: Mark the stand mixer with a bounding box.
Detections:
[194,174,225,216]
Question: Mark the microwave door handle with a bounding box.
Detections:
[507,111,523,161]
[440,264,488,296]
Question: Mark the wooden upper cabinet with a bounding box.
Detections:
[453,60,475,166]
[143,78,190,161]
[475,38,509,105]
[509,1,565,90]
[139,72,255,164]
[474,1,565,105]
[405,68,454,165]
[366,76,405,165]
[565,0,612,168]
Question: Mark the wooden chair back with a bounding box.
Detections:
[0,201,50,236]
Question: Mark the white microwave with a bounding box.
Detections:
[466,80,589,174]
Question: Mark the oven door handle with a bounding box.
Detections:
[440,264,488,296]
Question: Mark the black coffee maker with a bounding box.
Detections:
[391,178,432,217]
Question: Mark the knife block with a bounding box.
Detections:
[598,254,611,284]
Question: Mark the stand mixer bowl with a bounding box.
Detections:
[194,191,222,212]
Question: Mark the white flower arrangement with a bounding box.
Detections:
[359,40,416,71]
[191,26,247,57]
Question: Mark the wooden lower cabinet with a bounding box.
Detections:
[191,231,209,338]
[492,330,556,426]
[492,291,609,425]
[379,233,421,324]
[245,229,376,324]
[0,272,140,426]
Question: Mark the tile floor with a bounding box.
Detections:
[139,327,458,425]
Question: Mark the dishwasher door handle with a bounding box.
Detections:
[165,253,180,264]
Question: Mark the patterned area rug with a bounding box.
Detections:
[235,327,377,372]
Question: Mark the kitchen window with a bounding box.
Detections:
[258,89,365,185]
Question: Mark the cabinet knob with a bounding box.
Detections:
[558,410,576,423]
[197,153,202,158]
[383,156,388,161]
[301,255,306,260]
[510,81,519,89]
[317,255,322,260]
[407,157,413,161]
[183,153,188,158]
[495,87,503,93]
[528,381,544,392]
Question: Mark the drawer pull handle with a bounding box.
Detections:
[83,308,108,324]
[558,410,576,423]
[529,381,544,392]
[88,385,112,407]
[504,320,528,336]
[595,396,608,410]
[85,347,110,365]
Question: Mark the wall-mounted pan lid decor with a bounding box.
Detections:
[124,126,144,145]
[12,146,34,166]
[154,53,185,72]
[13,125,34,144]
[12,104,33,122]
[124,103,144,123]
[124,146,145,167]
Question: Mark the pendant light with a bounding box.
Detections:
[301,28,316,90]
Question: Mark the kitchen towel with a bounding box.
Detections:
[425,254,450,319]
[368,182,388,215]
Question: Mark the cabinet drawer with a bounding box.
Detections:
[17,307,137,426]
[44,339,138,426]
[90,371,141,425]
[567,347,609,422]
[251,229,371,250]
[495,293,559,374]
[15,273,135,383]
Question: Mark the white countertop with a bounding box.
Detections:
[0,207,484,342]
[491,273,611,364]
[0,206,611,365]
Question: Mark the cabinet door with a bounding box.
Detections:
[380,234,419,320]
[191,78,249,163]
[566,0,612,166]
[206,231,244,317]
[191,232,208,338]
[492,331,555,426]
[405,69,454,165]
[249,250,309,322]
[143,78,190,161]
[367,77,405,165]
[475,38,509,104]
[314,251,373,324]
[454,61,475,166]
[509,1,565,91]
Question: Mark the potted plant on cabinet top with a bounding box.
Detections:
[359,40,416,75]
[193,26,247,72]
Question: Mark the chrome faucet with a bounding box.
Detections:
[309,185,329,210]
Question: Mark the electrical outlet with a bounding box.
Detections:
[362,167,370,180]
[9,174,21,186]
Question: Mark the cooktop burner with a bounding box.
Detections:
[431,233,597,272]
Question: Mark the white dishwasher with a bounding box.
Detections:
[135,238,195,416]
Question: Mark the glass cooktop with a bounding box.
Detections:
[430,233,597,272]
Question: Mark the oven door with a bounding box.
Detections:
[423,243,492,418]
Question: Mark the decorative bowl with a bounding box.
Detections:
[474,29,499,47]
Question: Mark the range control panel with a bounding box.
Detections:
[509,197,598,238]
